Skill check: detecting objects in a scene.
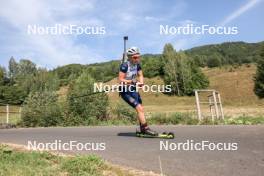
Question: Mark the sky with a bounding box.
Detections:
[0,0,263,69]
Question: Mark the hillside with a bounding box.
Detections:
[56,64,264,117]
[53,41,264,83]
[105,64,264,117]
[185,41,263,66]
[186,41,263,58]
[1,41,263,107]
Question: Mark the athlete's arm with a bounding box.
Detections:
[137,63,144,85]
[119,63,131,84]
[137,70,144,85]
[119,71,132,84]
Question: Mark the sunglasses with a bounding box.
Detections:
[132,54,140,59]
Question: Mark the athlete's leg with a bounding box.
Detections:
[120,92,157,135]
[135,104,157,135]
[135,104,146,124]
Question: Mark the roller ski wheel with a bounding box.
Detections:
[136,131,174,139]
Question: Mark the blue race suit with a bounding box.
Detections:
[119,61,142,108]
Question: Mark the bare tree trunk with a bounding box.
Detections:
[169,58,180,96]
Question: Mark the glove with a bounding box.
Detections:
[131,78,137,85]
[137,82,144,87]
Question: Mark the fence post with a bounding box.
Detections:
[208,96,214,121]
[212,91,219,119]
[217,93,224,120]
[195,90,202,120]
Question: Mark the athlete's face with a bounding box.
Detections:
[131,54,140,64]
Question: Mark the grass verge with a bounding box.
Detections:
[81,113,264,126]
[0,144,159,176]
[7,112,264,127]
[148,112,264,125]
[0,144,105,176]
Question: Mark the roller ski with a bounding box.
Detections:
[136,125,174,139]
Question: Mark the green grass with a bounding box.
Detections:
[147,112,264,125]
[97,118,136,126]
[0,144,135,176]
[223,116,264,125]
[2,111,264,127]
[148,112,199,125]
[0,146,63,176]
[61,155,106,176]
[78,112,264,126]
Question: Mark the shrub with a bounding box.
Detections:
[21,91,62,127]
[65,71,109,126]
[207,57,222,68]
[254,44,264,98]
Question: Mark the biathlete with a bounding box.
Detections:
[118,46,158,136]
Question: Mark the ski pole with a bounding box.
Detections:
[70,87,118,99]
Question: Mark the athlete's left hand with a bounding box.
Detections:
[137,82,144,87]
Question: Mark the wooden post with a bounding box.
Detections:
[6,104,9,124]
[195,90,202,120]
[217,93,224,119]
[209,96,214,121]
[212,91,219,119]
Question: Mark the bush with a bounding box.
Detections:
[207,57,222,68]
[21,91,62,127]
[65,71,109,126]
[254,44,264,98]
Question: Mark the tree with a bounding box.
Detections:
[163,43,181,95]
[141,55,163,78]
[0,85,26,104]
[254,44,264,98]
[8,56,18,82]
[162,43,209,96]
[17,59,37,76]
[54,64,85,85]
[14,59,37,96]
[193,55,206,67]
[207,54,222,68]
[30,68,60,93]
[0,66,7,86]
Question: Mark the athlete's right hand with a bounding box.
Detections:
[131,78,137,85]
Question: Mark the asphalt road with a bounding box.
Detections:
[0,125,263,176]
